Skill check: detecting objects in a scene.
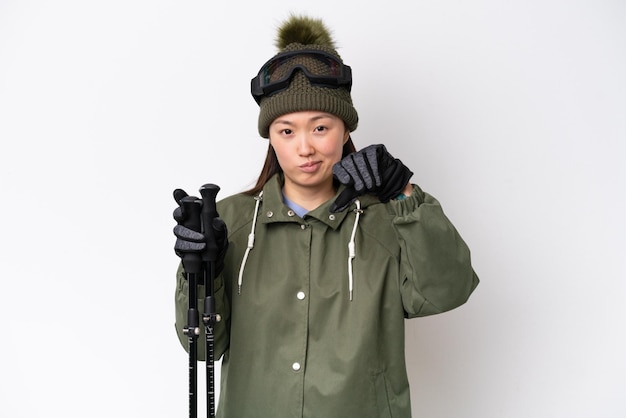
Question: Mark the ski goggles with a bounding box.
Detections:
[251,49,353,104]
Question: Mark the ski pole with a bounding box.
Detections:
[178,195,203,418]
[199,184,220,418]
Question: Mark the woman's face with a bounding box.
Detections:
[269,111,349,200]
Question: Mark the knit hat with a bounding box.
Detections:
[254,15,359,138]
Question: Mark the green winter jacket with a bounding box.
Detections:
[175,173,479,418]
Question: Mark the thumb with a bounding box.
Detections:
[173,188,189,204]
[330,188,360,213]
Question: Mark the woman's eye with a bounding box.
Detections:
[282,129,293,135]
[315,126,326,132]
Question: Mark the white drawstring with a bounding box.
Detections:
[237,191,263,295]
[347,199,362,301]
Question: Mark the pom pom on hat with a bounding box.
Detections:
[274,15,337,50]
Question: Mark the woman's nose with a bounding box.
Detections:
[297,134,314,155]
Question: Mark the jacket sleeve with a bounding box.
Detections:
[389,185,479,318]
[174,263,231,360]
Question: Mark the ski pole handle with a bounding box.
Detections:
[179,196,204,274]
[199,184,220,262]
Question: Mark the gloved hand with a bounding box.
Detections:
[330,144,413,213]
[173,189,228,277]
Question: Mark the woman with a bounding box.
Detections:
[173,15,479,418]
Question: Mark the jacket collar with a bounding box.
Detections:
[258,173,377,230]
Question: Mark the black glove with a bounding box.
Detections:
[330,144,413,213]
[173,189,228,277]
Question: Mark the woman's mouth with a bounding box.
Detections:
[299,161,322,173]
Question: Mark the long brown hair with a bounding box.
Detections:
[245,136,357,196]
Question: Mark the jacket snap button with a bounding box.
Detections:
[300,224,306,230]
[292,362,301,371]
[266,211,273,218]
[297,291,305,300]
[287,210,295,217]
[328,214,336,221]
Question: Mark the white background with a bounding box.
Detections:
[1,1,624,417]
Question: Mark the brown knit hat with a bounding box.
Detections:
[254,16,358,138]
